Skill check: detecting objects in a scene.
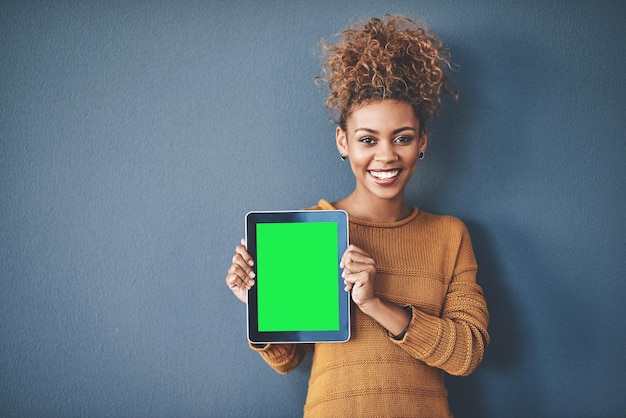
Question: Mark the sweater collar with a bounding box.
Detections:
[316,199,420,228]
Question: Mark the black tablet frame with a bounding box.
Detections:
[245,210,350,344]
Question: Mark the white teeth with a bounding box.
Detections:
[370,170,399,179]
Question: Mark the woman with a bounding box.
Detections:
[226,15,489,417]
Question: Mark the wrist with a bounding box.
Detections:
[356,296,383,316]
[390,306,412,340]
[357,297,412,337]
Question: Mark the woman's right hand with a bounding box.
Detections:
[225,239,256,304]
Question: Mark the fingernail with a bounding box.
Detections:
[249,271,256,279]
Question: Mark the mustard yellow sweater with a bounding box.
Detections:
[251,199,489,417]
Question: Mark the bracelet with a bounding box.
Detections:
[391,306,413,341]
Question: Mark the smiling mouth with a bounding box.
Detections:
[368,169,401,180]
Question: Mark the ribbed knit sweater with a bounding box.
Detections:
[251,199,489,417]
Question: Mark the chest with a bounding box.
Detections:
[348,224,456,316]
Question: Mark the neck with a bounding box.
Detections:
[334,192,412,223]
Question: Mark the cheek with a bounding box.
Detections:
[349,156,363,176]
[403,153,420,175]
[406,163,418,178]
[347,149,371,168]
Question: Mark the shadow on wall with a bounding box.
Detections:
[446,221,526,417]
[419,31,542,416]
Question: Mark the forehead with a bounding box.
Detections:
[347,100,419,131]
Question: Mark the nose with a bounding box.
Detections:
[374,142,398,163]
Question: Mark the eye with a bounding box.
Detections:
[359,136,376,145]
[394,135,413,144]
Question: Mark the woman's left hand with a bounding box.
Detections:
[340,245,378,307]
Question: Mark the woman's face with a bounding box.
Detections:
[336,100,427,203]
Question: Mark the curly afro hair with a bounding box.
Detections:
[319,15,457,131]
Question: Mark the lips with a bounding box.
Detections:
[368,169,401,184]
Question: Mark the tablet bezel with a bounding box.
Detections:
[245,210,350,344]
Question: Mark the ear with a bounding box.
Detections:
[419,129,429,154]
[336,126,348,155]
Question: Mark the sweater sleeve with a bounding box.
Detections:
[249,343,313,374]
[390,225,490,376]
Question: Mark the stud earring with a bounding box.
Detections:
[340,153,348,161]
[419,151,425,160]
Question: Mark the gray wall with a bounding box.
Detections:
[2,1,625,417]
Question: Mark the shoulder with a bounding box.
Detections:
[416,211,473,251]
[418,210,469,234]
[417,212,476,268]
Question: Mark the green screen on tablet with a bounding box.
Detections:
[246,210,350,343]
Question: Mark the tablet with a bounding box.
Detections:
[245,210,350,344]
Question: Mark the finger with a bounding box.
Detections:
[226,262,248,286]
[226,274,253,293]
[236,241,255,267]
[343,244,373,260]
[232,252,256,280]
[342,269,371,283]
[226,273,246,292]
[342,256,375,275]
[341,245,374,267]
[227,263,255,288]
[226,273,245,290]
[345,247,375,263]
[346,244,370,256]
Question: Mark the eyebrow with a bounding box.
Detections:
[354,126,417,135]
